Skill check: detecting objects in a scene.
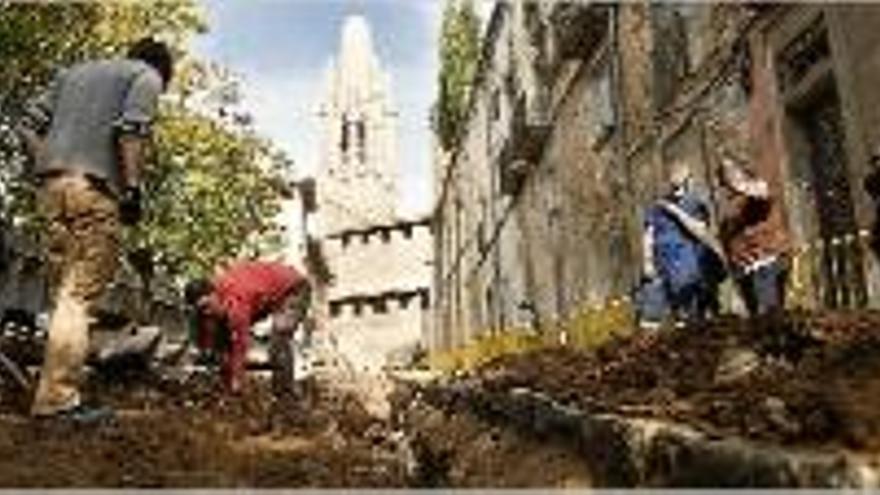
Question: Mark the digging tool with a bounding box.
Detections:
[0,348,31,391]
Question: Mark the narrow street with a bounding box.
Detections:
[4,0,880,489]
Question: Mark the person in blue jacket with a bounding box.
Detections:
[638,163,726,326]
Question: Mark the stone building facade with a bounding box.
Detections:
[432,2,880,353]
[314,16,432,373]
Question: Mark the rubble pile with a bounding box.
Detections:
[479,311,880,450]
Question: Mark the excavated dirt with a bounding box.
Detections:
[404,403,592,488]
[479,311,880,451]
[0,371,407,487]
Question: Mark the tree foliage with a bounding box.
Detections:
[434,0,481,151]
[0,2,289,287]
[132,101,287,280]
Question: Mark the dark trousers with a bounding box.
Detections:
[635,277,719,326]
[268,283,311,398]
[735,259,788,316]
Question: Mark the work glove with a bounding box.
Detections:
[119,186,143,226]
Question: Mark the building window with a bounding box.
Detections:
[587,58,616,148]
[776,14,829,94]
[340,114,349,152]
[478,199,488,254]
[356,120,365,144]
[485,287,494,326]
[491,88,501,122]
[353,302,363,317]
[373,299,388,314]
[651,3,693,109]
[330,302,342,318]
[356,120,367,163]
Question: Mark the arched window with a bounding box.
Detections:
[340,114,349,152]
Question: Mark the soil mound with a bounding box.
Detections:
[479,311,880,450]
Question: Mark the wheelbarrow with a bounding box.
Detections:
[0,313,165,394]
[0,309,46,391]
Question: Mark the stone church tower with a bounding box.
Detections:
[317,15,398,234]
[312,15,432,384]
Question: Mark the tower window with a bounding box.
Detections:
[340,114,349,152]
[357,120,366,146]
[330,302,342,318]
[357,120,366,163]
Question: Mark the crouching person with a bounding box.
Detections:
[184,261,311,396]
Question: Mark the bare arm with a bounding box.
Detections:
[118,135,146,188]
[719,157,769,198]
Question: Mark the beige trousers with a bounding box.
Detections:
[31,175,120,416]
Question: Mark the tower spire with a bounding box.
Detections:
[318,14,399,235]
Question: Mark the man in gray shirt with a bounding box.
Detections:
[17,38,173,421]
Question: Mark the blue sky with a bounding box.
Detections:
[192,0,447,216]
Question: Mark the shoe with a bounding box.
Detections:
[38,404,115,425]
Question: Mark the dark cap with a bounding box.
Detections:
[183,278,212,306]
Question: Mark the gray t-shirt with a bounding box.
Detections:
[24,59,163,192]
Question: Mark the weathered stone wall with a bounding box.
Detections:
[432,2,880,355]
[324,298,428,373]
[825,5,880,303]
[320,221,432,372]
[324,224,432,299]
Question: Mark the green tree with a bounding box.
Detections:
[131,98,287,281]
[0,1,207,236]
[434,0,481,151]
[0,2,288,298]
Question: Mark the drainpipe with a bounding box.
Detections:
[609,4,635,290]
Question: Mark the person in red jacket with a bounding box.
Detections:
[183,260,311,395]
